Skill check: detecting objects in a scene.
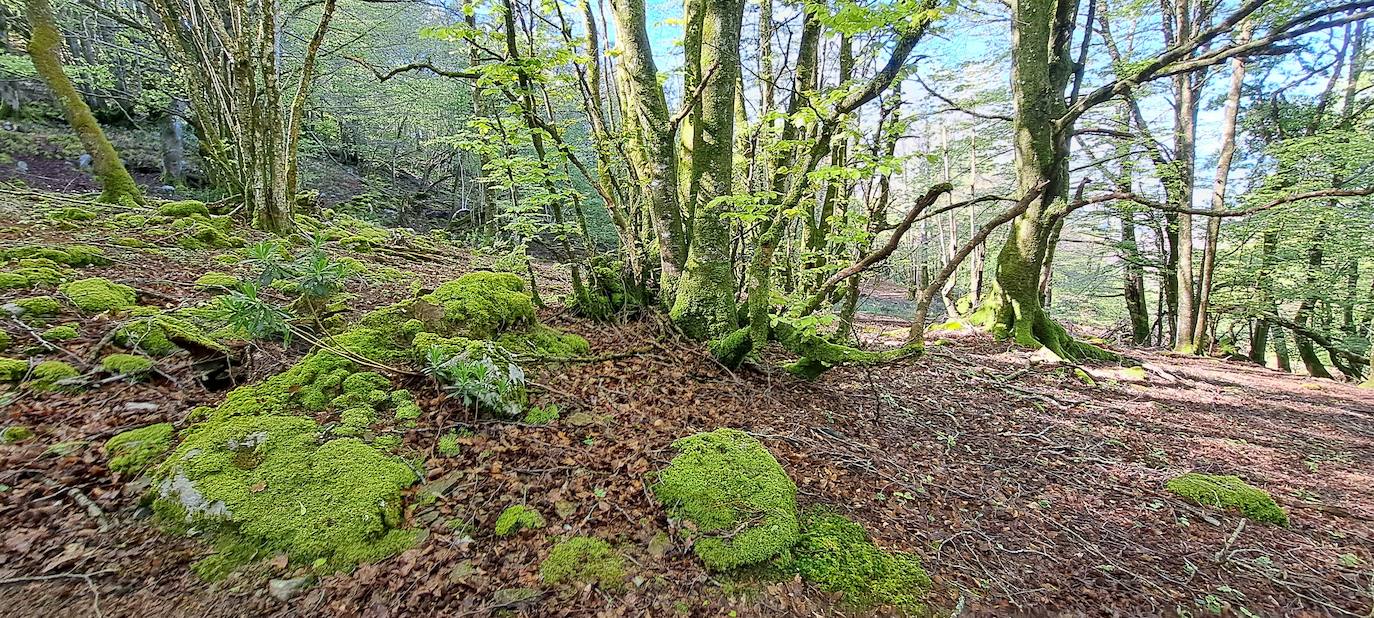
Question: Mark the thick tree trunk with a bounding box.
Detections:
[25,0,141,205]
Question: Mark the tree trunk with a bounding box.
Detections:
[1171,1,1201,352]
[25,0,141,205]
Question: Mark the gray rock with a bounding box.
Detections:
[268,576,312,602]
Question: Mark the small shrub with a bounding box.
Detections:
[426,346,526,418]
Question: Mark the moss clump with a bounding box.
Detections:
[11,267,63,287]
[494,505,546,536]
[0,331,10,351]
[0,357,28,381]
[1166,473,1289,525]
[42,324,78,341]
[390,390,421,423]
[101,353,153,376]
[1,425,34,443]
[497,325,590,359]
[105,423,174,474]
[115,311,225,356]
[524,404,559,425]
[421,272,535,338]
[60,278,137,313]
[652,428,799,571]
[1,244,108,267]
[0,272,30,289]
[13,295,62,316]
[539,537,625,590]
[170,216,245,250]
[784,510,930,611]
[28,360,79,390]
[437,432,461,456]
[194,272,240,291]
[154,414,419,571]
[158,200,209,218]
[52,207,97,222]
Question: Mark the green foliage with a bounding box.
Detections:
[783,510,930,611]
[1,425,34,443]
[105,423,174,474]
[425,346,526,417]
[524,403,559,424]
[101,353,154,376]
[1166,473,1289,525]
[59,277,138,312]
[652,429,800,571]
[212,285,291,342]
[540,537,626,589]
[493,504,545,536]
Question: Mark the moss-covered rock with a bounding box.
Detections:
[115,311,226,356]
[496,325,589,359]
[42,324,78,341]
[420,272,535,338]
[0,357,28,381]
[60,278,137,312]
[12,295,62,316]
[1,425,34,443]
[1166,473,1289,525]
[1,244,108,267]
[101,353,154,376]
[27,360,78,390]
[784,510,930,611]
[194,271,240,291]
[652,428,799,571]
[105,423,174,475]
[52,206,97,222]
[158,200,210,218]
[539,537,625,590]
[494,505,545,536]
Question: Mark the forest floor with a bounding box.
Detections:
[0,186,1372,617]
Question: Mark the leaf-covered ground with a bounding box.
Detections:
[1,191,1372,617]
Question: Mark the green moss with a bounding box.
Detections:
[524,404,559,425]
[1,244,107,267]
[42,324,78,341]
[1166,473,1289,525]
[52,207,97,222]
[212,253,241,265]
[783,510,930,611]
[13,295,62,316]
[390,390,421,423]
[497,325,590,359]
[0,357,28,381]
[493,505,546,536]
[101,353,153,376]
[114,237,153,248]
[194,272,240,291]
[0,272,30,289]
[13,267,63,286]
[1,425,34,443]
[708,327,752,368]
[0,331,9,351]
[420,272,535,338]
[114,213,148,226]
[28,360,78,390]
[539,537,625,590]
[105,423,174,474]
[652,428,799,571]
[115,312,226,356]
[437,432,461,456]
[60,278,137,312]
[158,200,209,218]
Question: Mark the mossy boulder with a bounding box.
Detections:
[101,353,154,376]
[1,244,108,267]
[419,272,535,338]
[652,428,799,571]
[105,423,174,474]
[27,360,78,390]
[158,200,210,218]
[60,278,137,313]
[1166,473,1289,526]
[0,357,28,381]
[12,295,62,316]
[494,505,545,536]
[42,324,78,341]
[115,311,225,356]
[784,510,930,611]
[539,537,625,590]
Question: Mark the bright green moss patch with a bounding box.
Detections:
[421,272,535,338]
[524,403,559,425]
[115,311,225,356]
[783,510,930,611]
[437,431,461,456]
[60,278,137,312]
[0,331,10,351]
[0,272,31,289]
[540,537,625,590]
[13,295,62,316]
[105,423,174,474]
[1,425,33,443]
[652,428,799,571]
[497,325,590,358]
[158,200,210,218]
[494,505,545,536]
[0,357,28,381]
[194,272,240,291]
[1166,473,1289,525]
[101,353,154,376]
[28,360,78,390]
[42,325,78,341]
[1,244,108,267]
[52,207,97,222]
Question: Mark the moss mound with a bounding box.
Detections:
[494,505,545,536]
[158,200,210,218]
[101,353,154,376]
[28,360,78,390]
[0,357,28,381]
[1,244,108,267]
[1,425,34,443]
[194,272,240,291]
[60,278,137,312]
[539,537,625,590]
[106,423,175,474]
[52,207,97,222]
[652,428,799,571]
[1166,473,1289,525]
[13,295,62,316]
[421,272,535,338]
[42,324,78,341]
[115,310,225,356]
[784,510,930,611]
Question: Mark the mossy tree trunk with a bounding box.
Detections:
[24,0,142,205]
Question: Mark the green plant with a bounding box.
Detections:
[493,505,545,536]
[425,345,526,417]
[214,284,291,342]
[540,537,625,589]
